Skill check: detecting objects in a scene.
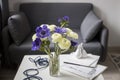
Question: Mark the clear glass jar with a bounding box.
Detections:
[49,52,60,77]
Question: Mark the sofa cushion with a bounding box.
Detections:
[80,11,102,42]
[8,33,48,64]
[20,3,93,30]
[83,40,102,56]
[8,12,31,45]
[8,32,102,64]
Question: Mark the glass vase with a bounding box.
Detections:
[49,52,60,77]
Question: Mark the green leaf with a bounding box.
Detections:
[39,43,45,51]
[45,40,50,45]
[39,46,44,52]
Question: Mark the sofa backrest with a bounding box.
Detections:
[19,3,93,30]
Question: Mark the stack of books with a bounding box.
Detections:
[62,54,107,80]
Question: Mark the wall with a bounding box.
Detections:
[8,0,120,47]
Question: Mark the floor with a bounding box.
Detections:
[0,52,120,80]
[101,52,120,80]
[0,68,16,80]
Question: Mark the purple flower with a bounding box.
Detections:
[35,26,42,33]
[63,16,69,21]
[32,38,41,51]
[36,25,50,38]
[54,27,66,34]
[58,16,69,23]
[71,40,78,46]
[58,18,62,23]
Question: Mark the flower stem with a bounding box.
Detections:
[61,49,68,54]
[61,22,66,27]
[49,52,60,76]
[44,46,51,57]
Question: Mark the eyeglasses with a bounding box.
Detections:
[29,56,49,69]
[23,69,42,80]
[23,56,49,80]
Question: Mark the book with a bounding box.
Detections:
[63,54,100,67]
[62,64,107,80]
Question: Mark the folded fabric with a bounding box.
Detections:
[70,43,88,59]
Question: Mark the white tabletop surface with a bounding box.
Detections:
[14,55,104,80]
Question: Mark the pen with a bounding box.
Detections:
[64,62,95,68]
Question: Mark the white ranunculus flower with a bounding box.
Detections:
[66,28,73,34]
[47,24,57,31]
[58,38,71,50]
[68,31,78,39]
[51,33,62,43]
[41,37,47,41]
[32,33,37,41]
[40,24,49,27]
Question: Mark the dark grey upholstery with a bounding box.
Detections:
[20,3,92,30]
[0,0,9,28]
[81,11,102,42]
[8,12,31,45]
[2,3,109,66]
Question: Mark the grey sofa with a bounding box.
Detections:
[2,3,109,67]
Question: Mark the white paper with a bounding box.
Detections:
[62,64,107,80]
[90,60,98,67]
[64,54,100,67]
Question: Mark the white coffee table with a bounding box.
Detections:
[14,55,104,80]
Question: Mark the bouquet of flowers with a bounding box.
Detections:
[31,16,78,55]
[31,16,78,76]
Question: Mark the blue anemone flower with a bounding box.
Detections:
[58,18,62,23]
[63,16,69,21]
[36,25,50,38]
[32,38,41,51]
[71,40,78,46]
[54,27,66,34]
[35,26,42,33]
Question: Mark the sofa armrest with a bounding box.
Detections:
[100,25,109,61]
[2,26,13,66]
[2,26,12,52]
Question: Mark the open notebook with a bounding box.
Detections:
[62,64,107,80]
[63,54,100,67]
